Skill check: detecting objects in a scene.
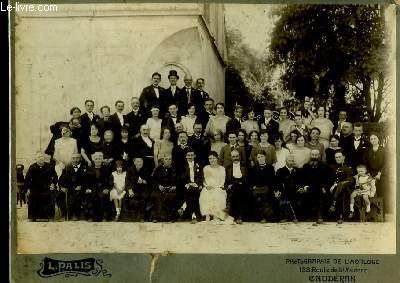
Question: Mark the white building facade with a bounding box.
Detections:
[14,3,226,166]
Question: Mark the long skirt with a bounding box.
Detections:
[199,187,227,219]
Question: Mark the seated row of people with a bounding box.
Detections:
[24,145,377,224]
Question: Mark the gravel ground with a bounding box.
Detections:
[16,205,396,254]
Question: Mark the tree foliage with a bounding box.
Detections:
[269,4,390,121]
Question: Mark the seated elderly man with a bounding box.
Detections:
[124,157,153,221]
[58,153,89,220]
[84,152,114,222]
[298,149,330,223]
[25,152,58,221]
[328,150,354,224]
[150,155,180,222]
[274,154,302,222]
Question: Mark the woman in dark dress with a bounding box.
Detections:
[25,152,58,221]
[363,133,386,197]
[117,126,134,168]
[81,124,103,167]
[326,135,342,166]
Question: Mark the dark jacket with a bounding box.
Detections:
[81,112,101,135]
[258,118,279,142]
[179,162,204,187]
[25,163,58,194]
[340,133,370,168]
[225,163,247,186]
[124,110,146,138]
[163,86,186,116]
[59,163,89,192]
[275,166,301,201]
[139,85,167,117]
[188,134,211,166]
[249,163,275,188]
[108,112,127,139]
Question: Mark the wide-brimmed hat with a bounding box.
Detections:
[168,70,179,79]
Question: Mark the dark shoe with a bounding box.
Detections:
[191,219,197,224]
[280,219,288,223]
[337,218,344,224]
[329,205,336,213]
[152,219,157,223]
[235,219,243,224]
[72,216,78,221]
[316,218,323,224]
[292,218,299,224]
[348,212,354,219]
[260,219,267,224]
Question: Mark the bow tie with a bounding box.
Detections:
[171,116,177,118]
[354,138,361,141]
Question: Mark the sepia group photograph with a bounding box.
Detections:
[10,0,397,274]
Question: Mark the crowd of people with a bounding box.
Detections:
[17,70,387,224]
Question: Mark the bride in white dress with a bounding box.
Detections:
[199,151,233,223]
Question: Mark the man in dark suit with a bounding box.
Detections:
[139,72,167,117]
[181,74,202,115]
[172,132,190,173]
[259,106,279,143]
[328,150,354,224]
[161,103,182,139]
[58,153,89,220]
[226,104,244,134]
[80,99,100,135]
[275,155,301,222]
[198,98,215,129]
[163,70,186,116]
[219,132,247,167]
[179,148,204,222]
[225,150,250,224]
[125,97,145,139]
[109,100,126,140]
[188,122,211,166]
[340,122,369,170]
[124,157,153,221]
[299,150,330,223]
[195,77,210,102]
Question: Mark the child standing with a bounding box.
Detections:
[110,160,127,220]
[349,164,376,218]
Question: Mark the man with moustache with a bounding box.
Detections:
[225,149,250,224]
[109,100,126,140]
[188,122,211,166]
[299,149,330,223]
[139,72,167,117]
[80,99,100,136]
[199,98,215,128]
[182,74,202,115]
[125,97,145,138]
[58,153,89,220]
[124,157,153,221]
[179,148,204,223]
[340,122,369,170]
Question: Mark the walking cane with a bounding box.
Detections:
[65,189,69,221]
[282,183,298,221]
